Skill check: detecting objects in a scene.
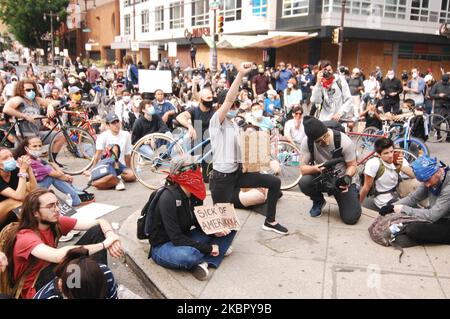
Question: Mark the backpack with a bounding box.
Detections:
[368,213,428,262]
[307,120,345,164]
[89,144,122,190]
[410,115,428,141]
[137,186,169,240]
[360,158,403,197]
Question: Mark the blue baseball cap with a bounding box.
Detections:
[411,155,440,182]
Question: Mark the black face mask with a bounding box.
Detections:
[202,100,213,108]
[323,70,332,80]
[442,75,449,84]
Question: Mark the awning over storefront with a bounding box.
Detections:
[215,31,318,49]
[110,41,155,50]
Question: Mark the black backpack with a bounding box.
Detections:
[307,120,345,164]
[410,115,428,141]
[137,186,169,240]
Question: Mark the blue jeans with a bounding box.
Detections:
[138,145,154,159]
[151,228,236,270]
[38,176,82,206]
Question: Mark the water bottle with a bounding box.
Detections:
[66,194,73,207]
[389,224,401,236]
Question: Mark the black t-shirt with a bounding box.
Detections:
[0,168,19,202]
[188,106,215,134]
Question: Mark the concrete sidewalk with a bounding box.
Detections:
[119,191,450,299]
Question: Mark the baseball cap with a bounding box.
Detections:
[105,113,120,124]
[69,86,81,94]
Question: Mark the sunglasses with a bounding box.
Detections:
[25,88,35,92]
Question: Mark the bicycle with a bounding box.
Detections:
[427,112,450,143]
[130,131,211,190]
[0,104,96,175]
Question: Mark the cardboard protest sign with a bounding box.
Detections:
[240,130,271,173]
[138,70,172,93]
[194,203,240,235]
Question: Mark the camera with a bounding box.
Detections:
[401,71,409,81]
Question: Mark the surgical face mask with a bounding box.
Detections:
[134,99,142,107]
[25,90,36,101]
[122,96,131,103]
[226,110,238,119]
[412,72,418,79]
[26,147,43,158]
[303,70,309,75]
[146,106,155,116]
[71,93,81,102]
[388,74,394,80]
[2,159,16,172]
[287,83,294,89]
[68,78,76,85]
[370,76,375,81]
[253,110,263,118]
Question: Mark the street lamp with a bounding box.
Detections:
[43,11,60,66]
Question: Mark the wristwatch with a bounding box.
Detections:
[18,172,29,179]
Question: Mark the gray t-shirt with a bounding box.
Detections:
[300,129,356,177]
[209,112,241,173]
[17,98,42,136]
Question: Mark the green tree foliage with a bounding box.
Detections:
[0,0,68,50]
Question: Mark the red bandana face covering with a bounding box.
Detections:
[168,167,206,200]
[321,75,335,89]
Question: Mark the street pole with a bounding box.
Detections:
[211,8,217,73]
[337,0,346,68]
[50,11,55,66]
[132,0,137,63]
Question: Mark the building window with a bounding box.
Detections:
[222,0,242,21]
[252,0,267,17]
[170,1,184,29]
[192,0,209,26]
[283,0,308,17]
[141,10,149,33]
[155,6,164,31]
[124,14,131,35]
[441,0,450,23]
[384,0,407,19]
[410,0,431,22]
[325,0,373,15]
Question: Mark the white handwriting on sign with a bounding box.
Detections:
[194,204,240,235]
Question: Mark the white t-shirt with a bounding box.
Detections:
[284,119,305,145]
[364,157,410,208]
[96,130,132,165]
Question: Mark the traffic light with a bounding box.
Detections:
[217,15,224,35]
[332,27,340,44]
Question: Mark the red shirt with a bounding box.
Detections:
[13,216,77,299]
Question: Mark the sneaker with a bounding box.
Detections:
[78,191,95,205]
[192,262,209,281]
[115,179,125,191]
[262,221,289,235]
[309,199,326,218]
[224,246,233,257]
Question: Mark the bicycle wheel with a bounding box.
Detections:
[355,126,381,161]
[268,140,302,190]
[427,114,449,143]
[394,137,429,158]
[131,133,184,190]
[48,127,96,175]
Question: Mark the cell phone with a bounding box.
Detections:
[393,151,401,164]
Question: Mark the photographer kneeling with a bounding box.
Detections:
[299,116,361,224]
